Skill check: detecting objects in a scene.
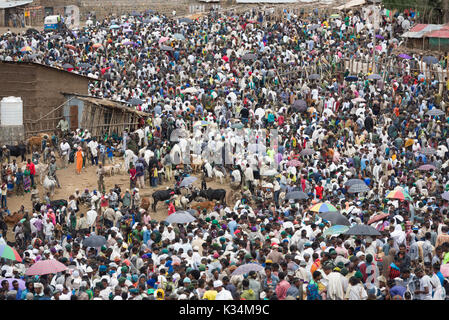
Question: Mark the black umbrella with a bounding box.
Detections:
[300,148,315,156]
[242,53,257,61]
[344,178,366,187]
[179,17,194,24]
[292,99,307,112]
[82,234,107,247]
[50,34,62,40]
[62,63,74,69]
[344,224,381,236]
[78,62,91,68]
[128,98,144,105]
[319,212,350,226]
[26,28,39,34]
[160,45,174,51]
[76,37,90,44]
[348,183,370,194]
[285,191,308,200]
[308,73,320,80]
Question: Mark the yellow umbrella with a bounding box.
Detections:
[404,139,414,148]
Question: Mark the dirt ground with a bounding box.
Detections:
[4,155,235,241]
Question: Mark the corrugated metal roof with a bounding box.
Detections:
[402,24,442,39]
[425,28,449,39]
[409,24,427,32]
[62,93,148,116]
[0,0,32,9]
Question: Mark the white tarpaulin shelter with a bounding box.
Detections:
[236,0,297,3]
[335,0,365,10]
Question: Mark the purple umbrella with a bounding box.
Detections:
[398,53,412,59]
[375,34,384,39]
[0,278,26,290]
[123,28,133,33]
[122,40,133,45]
[275,153,283,164]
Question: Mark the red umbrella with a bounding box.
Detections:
[65,44,76,50]
[287,159,301,167]
[417,164,437,171]
[368,212,390,225]
[25,259,67,276]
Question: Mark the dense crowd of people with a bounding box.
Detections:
[0,5,449,300]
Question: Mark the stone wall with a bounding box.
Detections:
[0,125,25,145]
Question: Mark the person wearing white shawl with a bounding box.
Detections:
[390,224,406,251]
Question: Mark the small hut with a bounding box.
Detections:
[62,93,147,140]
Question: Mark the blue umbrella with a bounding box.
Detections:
[345,75,358,82]
[109,24,120,29]
[323,225,349,237]
[179,176,197,187]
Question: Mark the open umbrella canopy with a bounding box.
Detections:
[345,75,358,82]
[323,225,349,237]
[165,211,197,224]
[20,46,32,52]
[368,73,382,80]
[173,33,185,40]
[308,73,320,80]
[344,178,366,187]
[348,183,370,193]
[398,53,412,59]
[128,97,144,105]
[417,164,437,171]
[78,62,92,68]
[285,191,308,200]
[0,278,26,290]
[159,36,170,44]
[292,99,307,112]
[109,24,120,29]
[179,17,194,24]
[287,159,301,167]
[160,45,174,51]
[309,202,339,213]
[426,108,445,116]
[367,212,390,225]
[62,63,74,69]
[386,188,412,201]
[231,122,244,129]
[423,55,439,65]
[442,191,449,201]
[242,53,257,61]
[319,212,350,226]
[181,87,199,94]
[82,234,107,247]
[231,263,264,275]
[179,176,197,187]
[25,259,67,276]
[345,224,382,236]
[300,148,315,156]
[76,37,90,44]
[0,244,22,262]
[92,43,103,49]
[420,147,436,155]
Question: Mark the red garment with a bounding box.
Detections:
[277,115,284,126]
[27,162,36,175]
[315,185,324,199]
[168,203,176,215]
[129,168,137,181]
[275,280,291,300]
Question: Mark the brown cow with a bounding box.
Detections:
[190,201,215,214]
[3,212,24,225]
[27,136,43,153]
[140,197,151,211]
